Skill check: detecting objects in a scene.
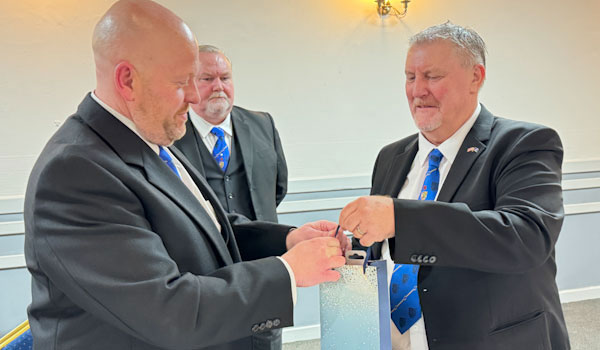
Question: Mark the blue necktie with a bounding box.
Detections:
[210,127,230,172]
[158,146,181,178]
[390,148,443,334]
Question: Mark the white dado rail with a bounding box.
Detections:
[2,159,600,272]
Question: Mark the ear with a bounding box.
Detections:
[114,61,136,101]
[470,64,486,92]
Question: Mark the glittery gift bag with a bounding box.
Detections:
[319,251,392,349]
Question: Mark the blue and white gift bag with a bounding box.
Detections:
[320,250,391,349]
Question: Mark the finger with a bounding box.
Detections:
[359,235,374,247]
[338,199,359,228]
[335,230,349,248]
[325,246,342,257]
[325,237,341,247]
[329,255,346,268]
[327,228,338,237]
[317,220,338,231]
[341,212,361,234]
[304,227,327,239]
[323,270,341,282]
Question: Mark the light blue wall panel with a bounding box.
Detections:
[556,212,600,290]
[0,268,31,335]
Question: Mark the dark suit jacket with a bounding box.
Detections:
[370,106,570,349]
[174,106,287,222]
[24,94,294,350]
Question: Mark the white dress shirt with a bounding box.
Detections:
[189,108,233,153]
[383,103,481,350]
[90,93,297,304]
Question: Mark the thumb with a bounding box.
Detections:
[322,269,341,282]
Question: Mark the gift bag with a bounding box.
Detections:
[319,250,391,349]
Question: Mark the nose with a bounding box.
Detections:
[212,77,224,91]
[185,79,200,105]
[411,76,428,98]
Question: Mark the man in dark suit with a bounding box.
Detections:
[175,45,287,224]
[174,45,288,349]
[23,1,347,349]
[339,22,570,349]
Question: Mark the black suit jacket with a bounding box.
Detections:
[174,106,287,222]
[371,106,570,349]
[24,94,294,350]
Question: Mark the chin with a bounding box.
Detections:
[415,117,442,133]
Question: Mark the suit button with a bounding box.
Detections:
[429,256,437,264]
[228,193,234,199]
[417,255,423,263]
[266,320,273,328]
[225,176,230,181]
[423,255,430,263]
[273,318,281,327]
[259,322,266,331]
[251,324,260,332]
[410,255,418,263]
[423,288,428,293]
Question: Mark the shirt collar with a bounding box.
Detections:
[189,108,233,139]
[417,103,481,166]
[90,91,160,155]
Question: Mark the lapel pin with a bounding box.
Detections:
[466,147,479,153]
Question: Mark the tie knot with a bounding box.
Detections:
[158,146,172,162]
[428,149,443,167]
[210,127,225,138]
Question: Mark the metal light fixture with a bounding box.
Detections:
[376,0,410,18]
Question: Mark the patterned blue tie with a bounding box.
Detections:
[390,148,443,333]
[158,146,181,178]
[210,127,230,172]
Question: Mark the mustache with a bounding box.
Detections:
[412,99,438,107]
[209,92,229,100]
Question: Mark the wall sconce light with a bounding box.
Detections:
[376,0,410,18]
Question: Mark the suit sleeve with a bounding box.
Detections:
[232,220,293,261]
[391,126,564,274]
[268,113,288,206]
[27,151,293,349]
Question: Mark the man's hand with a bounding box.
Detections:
[286,220,351,253]
[338,195,395,247]
[282,237,346,287]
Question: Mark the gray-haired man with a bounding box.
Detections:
[340,22,570,349]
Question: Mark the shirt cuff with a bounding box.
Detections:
[276,256,297,306]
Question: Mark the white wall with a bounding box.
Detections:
[1,0,599,196]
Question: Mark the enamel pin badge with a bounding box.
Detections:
[466,147,479,153]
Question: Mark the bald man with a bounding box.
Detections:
[23,1,347,349]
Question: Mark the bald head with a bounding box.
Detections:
[91,0,201,146]
[93,0,196,83]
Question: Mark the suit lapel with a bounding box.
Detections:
[379,138,419,197]
[145,150,234,265]
[79,95,234,265]
[437,106,493,203]
[170,147,240,263]
[232,109,254,185]
[174,117,207,176]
